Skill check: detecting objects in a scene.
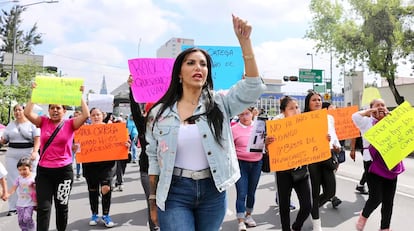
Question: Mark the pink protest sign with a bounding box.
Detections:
[128,58,175,103]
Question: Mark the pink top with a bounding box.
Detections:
[231,122,262,162]
[39,116,75,168]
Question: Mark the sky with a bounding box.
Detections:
[4,0,413,94]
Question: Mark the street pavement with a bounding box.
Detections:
[0,150,413,230]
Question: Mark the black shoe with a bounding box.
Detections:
[356,185,369,195]
[6,210,17,216]
[331,196,342,208]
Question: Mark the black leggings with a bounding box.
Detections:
[362,172,397,229]
[86,177,112,215]
[36,164,73,231]
[308,161,336,219]
[276,170,311,231]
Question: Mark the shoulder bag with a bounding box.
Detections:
[291,166,309,182]
[261,152,270,173]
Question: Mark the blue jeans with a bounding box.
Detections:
[235,159,262,219]
[157,175,226,231]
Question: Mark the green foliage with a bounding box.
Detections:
[307,0,413,104]
[0,63,42,124]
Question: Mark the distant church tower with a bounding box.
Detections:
[100,75,108,94]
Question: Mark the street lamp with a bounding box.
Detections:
[306,53,315,91]
[306,53,314,69]
[7,0,58,123]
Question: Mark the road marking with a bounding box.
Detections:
[336,174,414,199]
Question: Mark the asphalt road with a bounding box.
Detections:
[0,150,412,230]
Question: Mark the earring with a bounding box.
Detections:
[179,78,182,83]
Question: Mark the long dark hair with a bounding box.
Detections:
[151,47,224,144]
[303,90,322,112]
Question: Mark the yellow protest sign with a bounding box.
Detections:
[74,123,129,163]
[364,101,414,169]
[266,110,331,171]
[327,106,360,140]
[31,76,84,106]
[361,87,381,107]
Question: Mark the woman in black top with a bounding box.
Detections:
[128,76,158,231]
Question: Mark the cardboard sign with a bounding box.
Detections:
[182,45,243,90]
[88,93,114,113]
[266,110,331,171]
[327,106,360,140]
[31,76,84,106]
[247,117,267,152]
[74,123,129,163]
[128,58,174,103]
[361,87,381,107]
[364,101,414,169]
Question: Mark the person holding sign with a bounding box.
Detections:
[128,75,159,231]
[304,90,341,231]
[146,15,266,231]
[266,96,312,231]
[81,108,120,228]
[231,107,262,230]
[353,99,402,231]
[24,84,90,231]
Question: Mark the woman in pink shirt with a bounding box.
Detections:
[231,107,262,231]
[24,86,90,231]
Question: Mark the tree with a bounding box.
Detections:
[0,5,42,54]
[306,0,414,105]
[0,5,44,124]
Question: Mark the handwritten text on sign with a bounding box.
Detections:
[74,123,129,163]
[364,101,414,169]
[182,45,243,90]
[327,106,360,140]
[31,76,84,106]
[266,110,331,171]
[128,58,174,103]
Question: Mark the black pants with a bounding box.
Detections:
[36,164,73,231]
[359,160,372,186]
[115,160,127,186]
[140,171,158,231]
[308,161,336,219]
[276,170,311,231]
[86,177,112,215]
[362,172,397,229]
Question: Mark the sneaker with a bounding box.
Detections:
[118,185,124,192]
[244,215,257,227]
[331,196,342,208]
[102,215,115,228]
[356,185,369,195]
[238,221,247,231]
[89,214,99,226]
[6,210,17,216]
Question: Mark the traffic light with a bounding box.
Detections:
[283,76,298,81]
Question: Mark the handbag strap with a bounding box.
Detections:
[41,121,65,156]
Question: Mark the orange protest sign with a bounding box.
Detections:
[74,123,129,163]
[266,110,331,171]
[327,106,360,140]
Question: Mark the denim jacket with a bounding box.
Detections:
[146,77,266,210]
